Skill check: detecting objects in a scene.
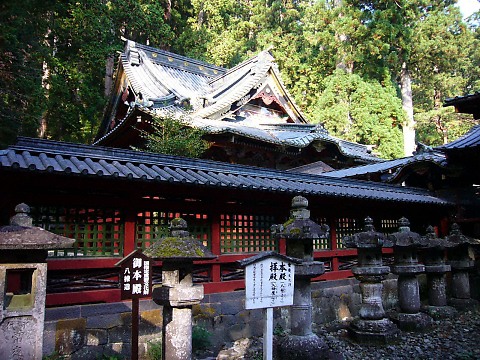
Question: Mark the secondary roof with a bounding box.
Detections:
[0,137,450,206]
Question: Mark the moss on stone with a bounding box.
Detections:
[283,218,295,228]
[145,235,212,259]
[193,304,216,319]
[288,227,301,235]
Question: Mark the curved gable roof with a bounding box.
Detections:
[96,40,379,164]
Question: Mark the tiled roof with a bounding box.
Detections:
[321,151,447,181]
[437,124,480,151]
[96,40,378,163]
[444,91,480,104]
[0,137,451,206]
[122,41,224,103]
[444,92,480,119]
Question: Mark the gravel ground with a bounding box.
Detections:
[207,307,480,360]
[321,309,480,360]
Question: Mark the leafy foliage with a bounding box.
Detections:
[311,70,404,159]
[146,340,162,360]
[192,325,212,351]
[1,0,479,155]
[141,116,210,158]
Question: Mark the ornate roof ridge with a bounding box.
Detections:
[129,40,226,76]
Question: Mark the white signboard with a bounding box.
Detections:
[245,257,295,309]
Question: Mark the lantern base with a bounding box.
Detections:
[389,311,433,332]
[448,297,479,310]
[277,334,327,360]
[421,305,457,319]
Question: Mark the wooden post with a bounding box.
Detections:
[116,250,152,360]
[132,298,139,360]
[124,212,137,255]
[211,211,222,283]
[263,307,274,360]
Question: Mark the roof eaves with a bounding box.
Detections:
[2,138,452,206]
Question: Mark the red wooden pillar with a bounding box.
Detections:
[211,212,222,283]
[279,237,287,255]
[330,218,339,272]
[124,211,137,255]
[439,217,449,237]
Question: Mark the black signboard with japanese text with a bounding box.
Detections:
[117,249,152,300]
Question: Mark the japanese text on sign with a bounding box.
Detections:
[118,250,152,300]
[245,257,294,309]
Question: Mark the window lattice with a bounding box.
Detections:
[313,217,330,250]
[136,211,211,250]
[31,206,124,257]
[220,214,276,253]
[335,218,361,249]
[380,219,398,236]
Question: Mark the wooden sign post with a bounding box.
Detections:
[116,249,152,360]
[239,252,299,360]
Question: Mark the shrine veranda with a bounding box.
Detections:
[0,137,455,308]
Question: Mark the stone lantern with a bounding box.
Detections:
[388,217,432,331]
[270,196,329,360]
[0,203,74,359]
[419,226,456,318]
[144,218,215,360]
[444,223,480,309]
[342,217,398,343]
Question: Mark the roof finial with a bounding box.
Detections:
[10,203,32,227]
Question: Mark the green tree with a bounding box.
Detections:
[42,0,174,144]
[410,4,479,145]
[346,0,479,152]
[0,0,52,148]
[312,70,404,159]
[141,116,210,158]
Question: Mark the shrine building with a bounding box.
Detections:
[95,40,381,170]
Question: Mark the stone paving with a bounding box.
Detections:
[321,308,480,360]
[198,307,480,360]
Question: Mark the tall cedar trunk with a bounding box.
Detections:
[39,26,54,139]
[334,0,353,73]
[105,56,115,97]
[165,0,172,21]
[400,62,416,156]
[433,88,448,144]
[39,61,49,138]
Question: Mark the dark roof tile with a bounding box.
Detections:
[437,125,480,151]
[0,137,452,206]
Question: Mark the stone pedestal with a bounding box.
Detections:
[279,262,327,360]
[145,218,215,360]
[445,224,480,310]
[153,263,205,360]
[389,218,433,331]
[419,227,457,318]
[343,217,398,344]
[423,263,457,318]
[0,204,74,359]
[271,196,328,360]
[349,267,399,343]
[449,258,478,308]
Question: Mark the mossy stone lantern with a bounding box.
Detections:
[0,204,74,359]
[270,196,329,360]
[144,217,215,360]
[419,226,456,317]
[388,217,432,331]
[342,217,398,343]
[444,223,480,309]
